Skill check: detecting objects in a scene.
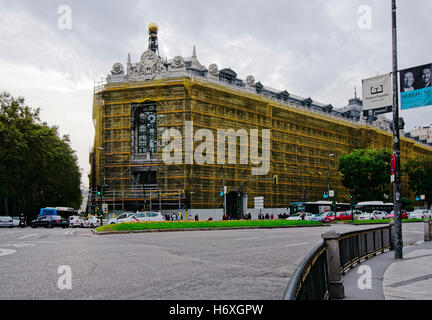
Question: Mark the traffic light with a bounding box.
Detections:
[96,185,101,196]
[273,174,278,185]
[220,187,224,197]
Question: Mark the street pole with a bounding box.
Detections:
[223,164,226,217]
[328,153,334,213]
[328,153,330,196]
[391,0,403,259]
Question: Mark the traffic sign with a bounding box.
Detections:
[102,203,108,214]
[254,197,264,209]
[390,154,396,175]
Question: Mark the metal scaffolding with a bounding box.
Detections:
[89,76,432,212]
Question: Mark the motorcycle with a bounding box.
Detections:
[19,215,26,228]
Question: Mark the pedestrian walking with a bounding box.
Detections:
[301,210,306,220]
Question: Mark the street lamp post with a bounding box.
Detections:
[97,147,105,225]
[328,153,334,197]
[391,0,403,259]
[328,153,335,214]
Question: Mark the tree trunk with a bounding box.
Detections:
[3,169,9,216]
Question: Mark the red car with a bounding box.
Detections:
[387,210,408,219]
[318,211,336,223]
[335,211,352,221]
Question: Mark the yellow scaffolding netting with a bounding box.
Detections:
[89,77,432,209]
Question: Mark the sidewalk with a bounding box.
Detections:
[342,240,432,300]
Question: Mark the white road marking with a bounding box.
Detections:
[0,231,25,237]
[17,233,38,240]
[233,237,259,241]
[12,243,35,248]
[20,240,60,244]
[285,242,309,247]
[0,248,16,256]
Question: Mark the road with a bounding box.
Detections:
[0,222,425,300]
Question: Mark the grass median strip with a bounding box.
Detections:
[351,218,431,224]
[95,219,322,233]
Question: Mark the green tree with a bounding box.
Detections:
[338,148,392,202]
[0,92,82,219]
[404,156,432,209]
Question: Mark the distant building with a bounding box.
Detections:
[410,126,432,144]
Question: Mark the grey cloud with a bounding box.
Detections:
[1,0,432,186]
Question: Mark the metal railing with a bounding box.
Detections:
[282,242,329,300]
[339,226,391,274]
[283,225,393,300]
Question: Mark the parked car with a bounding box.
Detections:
[107,212,135,224]
[118,211,165,223]
[286,212,315,221]
[31,215,69,228]
[387,210,408,220]
[335,211,353,221]
[357,211,387,220]
[310,213,325,222]
[11,217,20,227]
[317,211,336,223]
[409,209,430,219]
[83,216,101,228]
[69,216,85,228]
[372,210,388,219]
[0,216,13,228]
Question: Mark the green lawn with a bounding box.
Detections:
[95,219,322,233]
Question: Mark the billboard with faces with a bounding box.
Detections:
[400,63,432,110]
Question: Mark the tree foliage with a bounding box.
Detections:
[404,156,432,209]
[0,92,82,219]
[338,148,392,202]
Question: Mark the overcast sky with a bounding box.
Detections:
[1,0,431,189]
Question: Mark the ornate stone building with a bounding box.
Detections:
[88,23,432,215]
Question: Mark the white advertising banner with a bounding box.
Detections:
[362,74,393,116]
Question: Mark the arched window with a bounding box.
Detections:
[133,104,157,155]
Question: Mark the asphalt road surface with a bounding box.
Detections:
[0,223,425,300]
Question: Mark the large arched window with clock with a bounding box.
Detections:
[132,104,157,156]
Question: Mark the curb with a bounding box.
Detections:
[342,220,428,226]
[92,223,330,235]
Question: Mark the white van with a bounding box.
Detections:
[119,211,165,223]
[83,216,101,228]
[69,216,84,228]
[107,212,135,224]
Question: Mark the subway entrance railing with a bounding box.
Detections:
[283,223,394,300]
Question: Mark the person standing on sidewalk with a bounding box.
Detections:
[301,210,306,220]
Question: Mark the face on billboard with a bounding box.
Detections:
[402,72,414,91]
[399,63,432,110]
[400,63,432,92]
[421,68,431,87]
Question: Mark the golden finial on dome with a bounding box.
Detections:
[148,23,158,33]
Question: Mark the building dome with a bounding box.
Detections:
[148,23,158,33]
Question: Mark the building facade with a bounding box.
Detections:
[88,24,432,215]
